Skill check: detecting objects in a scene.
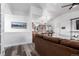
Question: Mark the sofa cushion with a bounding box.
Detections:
[60,39,79,49]
[43,35,61,44]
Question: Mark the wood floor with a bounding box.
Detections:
[5,43,39,56]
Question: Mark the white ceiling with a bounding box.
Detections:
[8,3,31,16]
[7,3,79,24]
[31,3,79,24]
[46,3,79,19]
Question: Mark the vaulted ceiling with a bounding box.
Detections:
[7,3,79,24]
[31,3,79,24]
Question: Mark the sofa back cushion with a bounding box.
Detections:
[43,35,61,44]
[60,39,79,49]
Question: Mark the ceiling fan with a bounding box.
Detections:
[61,3,79,10]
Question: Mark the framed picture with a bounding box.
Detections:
[61,27,65,29]
[11,22,27,29]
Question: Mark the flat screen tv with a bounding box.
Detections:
[76,20,79,30]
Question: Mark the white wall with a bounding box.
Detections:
[2,4,32,47]
[49,11,79,40]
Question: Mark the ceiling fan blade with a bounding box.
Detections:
[69,4,79,10]
[72,3,79,5]
[61,4,72,8]
[69,5,73,10]
[61,3,79,10]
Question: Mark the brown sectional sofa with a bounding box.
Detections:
[33,33,79,56]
